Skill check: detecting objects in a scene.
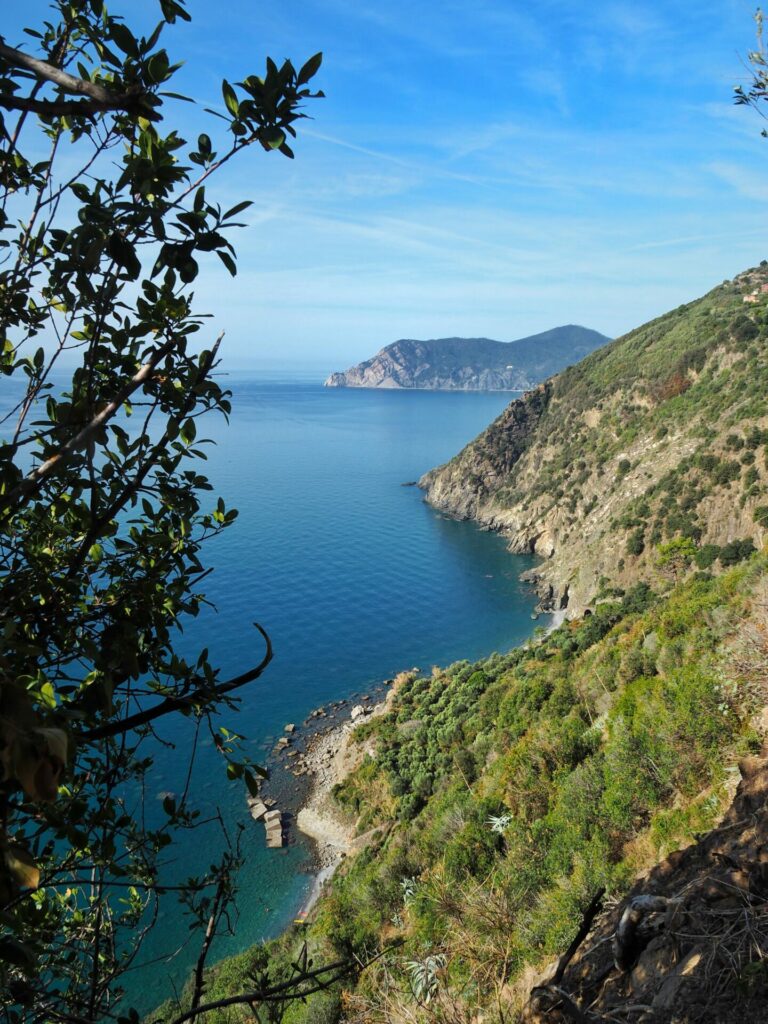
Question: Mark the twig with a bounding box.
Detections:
[189,872,228,1013]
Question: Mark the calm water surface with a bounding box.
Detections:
[11,374,548,1009]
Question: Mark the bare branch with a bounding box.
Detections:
[0,91,149,119]
[0,38,157,119]
[0,38,117,103]
[167,959,355,1024]
[190,873,228,1014]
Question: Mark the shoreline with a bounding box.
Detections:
[272,680,405,917]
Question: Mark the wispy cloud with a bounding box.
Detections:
[708,161,768,201]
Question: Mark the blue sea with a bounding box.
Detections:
[15,374,547,1010]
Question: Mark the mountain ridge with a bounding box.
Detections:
[324,324,611,391]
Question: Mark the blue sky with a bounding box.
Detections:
[8,1,768,370]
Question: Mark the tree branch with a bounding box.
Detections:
[551,887,605,985]
[0,38,156,119]
[0,336,179,516]
[166,942,403,1024]
[0,38,116,103]
[64,333,224,582]
[190,872,228,1014]
[78,622,273,741]
[168,959,355,1024]
[0,92,146,119]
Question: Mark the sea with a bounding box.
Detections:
[7,372,548,1010]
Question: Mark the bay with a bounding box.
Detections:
[13,373,547,1010]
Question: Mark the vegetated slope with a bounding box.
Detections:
[324,325,610,390]
[176,555,768,1024]
[421,265,768,615]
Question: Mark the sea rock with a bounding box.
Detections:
[264,809,285,848]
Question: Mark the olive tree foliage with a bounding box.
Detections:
[0,1,322,1019]
[735,9,768,125]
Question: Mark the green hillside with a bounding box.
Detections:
[324,325,610,390]
[161,554,768,1023]
[421,265,768,614]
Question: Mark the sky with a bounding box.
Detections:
[6,1,768,371]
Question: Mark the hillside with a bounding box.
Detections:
[324,326,610,390]
[421,266,768,615]
[169,554,768,1024]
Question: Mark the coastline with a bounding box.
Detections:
[281,680,406,915]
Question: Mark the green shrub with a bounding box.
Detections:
[626,529,645,556]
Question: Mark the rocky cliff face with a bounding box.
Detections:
[325,326,610,390]
[421,267,768,614]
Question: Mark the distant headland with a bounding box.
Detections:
[324,325,610,391]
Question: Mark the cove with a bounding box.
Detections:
[122,374,548,1011]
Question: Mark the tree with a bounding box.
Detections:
[0,2,325,1019]
[655,537,697,582]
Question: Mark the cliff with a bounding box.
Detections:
[167,268,768,1024]
[324,325,610,390]
[421,266,768,614]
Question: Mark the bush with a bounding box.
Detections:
[626,529,645,556]
[720,539,757,566]
[695,544,720,569]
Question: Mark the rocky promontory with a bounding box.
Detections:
[325,326,609,391]
[420,268,768,616]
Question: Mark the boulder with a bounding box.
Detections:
[247,798,268,822]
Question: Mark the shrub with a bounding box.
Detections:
[719,539,757,566]
[695,544,720,569]
[626,529,645,556]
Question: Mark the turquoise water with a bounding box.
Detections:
[51,375,547,1009]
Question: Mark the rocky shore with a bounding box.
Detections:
[265,674,414,912]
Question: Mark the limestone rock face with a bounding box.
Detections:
[325,327,610,391]
[524,752,768,1024]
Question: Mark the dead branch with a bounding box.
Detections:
[552,888,605,985]
[190,872,228,1014]
[613,895,672,971]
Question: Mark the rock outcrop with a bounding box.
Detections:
[525,751,768,1023]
